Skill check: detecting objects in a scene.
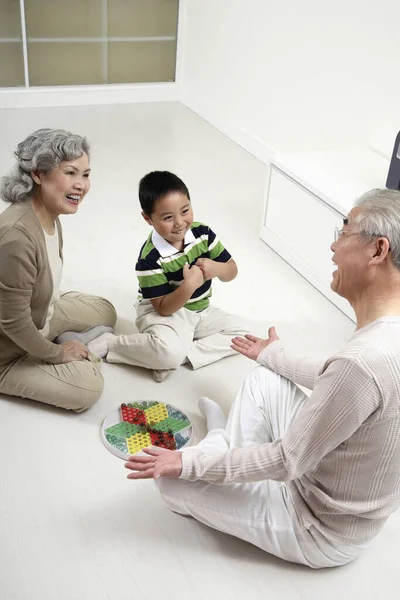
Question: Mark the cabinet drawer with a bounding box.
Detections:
[262,167,354,320]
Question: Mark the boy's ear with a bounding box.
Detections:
[141,211,152,226]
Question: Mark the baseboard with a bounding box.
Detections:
[181,89,276,164]
[0,82,179,109]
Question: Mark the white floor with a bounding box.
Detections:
[0,102,398,600]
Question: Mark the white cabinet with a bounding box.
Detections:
[261,148,390,322]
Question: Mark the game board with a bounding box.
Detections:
[101,401,193,460]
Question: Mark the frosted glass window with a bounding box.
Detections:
[20,0,179,87]
[28,42,103,87]
[108,41,176,84]
[107,0,179,37]
[0,0,24,87]
[24,0,103,86]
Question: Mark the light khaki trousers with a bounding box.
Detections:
[0,292,117,411]
[106,300,250,371]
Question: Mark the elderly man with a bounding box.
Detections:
[125,188,400,568]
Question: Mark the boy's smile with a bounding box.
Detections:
[142,191,194,250]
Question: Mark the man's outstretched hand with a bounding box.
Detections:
[231,326,279,361]
[125,447,183,480]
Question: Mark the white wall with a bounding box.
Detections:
[180,0,400,159]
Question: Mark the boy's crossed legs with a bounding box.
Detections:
[89,301,250,381]
[187,305,250,369]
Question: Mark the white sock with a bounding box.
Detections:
[55,325,114,346]
[198,396,227,431]
[87,333,116,358]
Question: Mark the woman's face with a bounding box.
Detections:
[32,152,90,217]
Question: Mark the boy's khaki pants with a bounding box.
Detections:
[106,300,250,371]
[0,292,116,411]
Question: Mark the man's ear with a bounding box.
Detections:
[141,211,152,226]
[371,237,390,265]
[31,170,42,185]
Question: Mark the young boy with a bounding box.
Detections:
[89,171,249,381]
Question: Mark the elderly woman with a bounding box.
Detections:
[0,128,116,411]
[125,188,400,569]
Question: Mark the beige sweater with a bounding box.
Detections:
[0,201,64,366]
[181,317,400,544]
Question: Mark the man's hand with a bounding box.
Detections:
[125,447,183,480]
[195,258,222,280]
[61,340,89,363]
[182,262,204,290]
[231,326,279,361]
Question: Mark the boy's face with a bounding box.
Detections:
[142,191,194,250]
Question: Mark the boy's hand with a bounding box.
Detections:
[196,258,221,280]
[231,327,279,361]
[183,263,204,290]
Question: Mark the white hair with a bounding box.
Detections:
[354,188,400,269]
[1,128,90,204]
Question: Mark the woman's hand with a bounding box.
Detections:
[61,340,89,362]
[231,326,279,361]
[125,447,183,480]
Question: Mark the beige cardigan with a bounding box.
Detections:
[0,200,64,366]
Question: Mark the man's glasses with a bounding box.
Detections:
[333,228,360,243]
[333,227,390,249]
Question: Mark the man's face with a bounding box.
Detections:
[330,207,371,301]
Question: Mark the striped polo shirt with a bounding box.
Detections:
[136,222,232,311]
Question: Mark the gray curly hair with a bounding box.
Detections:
[355,188,400,270]
[0,128,90,204]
